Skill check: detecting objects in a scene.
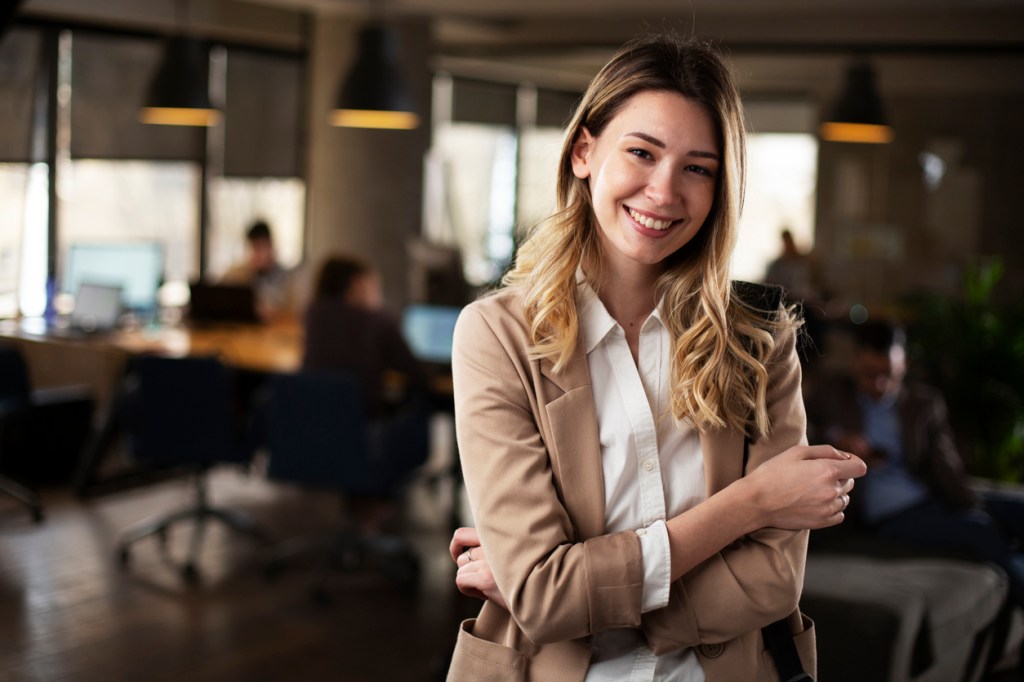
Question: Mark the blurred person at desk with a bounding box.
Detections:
[220,220,299,324]
[303,254,427,418]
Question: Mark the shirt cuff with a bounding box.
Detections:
[637,519,671,613]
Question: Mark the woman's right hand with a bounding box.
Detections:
[746,444,867,530]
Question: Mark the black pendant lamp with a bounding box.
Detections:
[330,25,419,130]
[139,0,220,127]
[820,62,893,144]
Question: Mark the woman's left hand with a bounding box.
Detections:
[449,527,508,610]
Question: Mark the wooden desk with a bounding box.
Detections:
[1,318,303,406]
[112,322,303,374]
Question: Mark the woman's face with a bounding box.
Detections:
[346,272,383,310]
[571,89,719,277]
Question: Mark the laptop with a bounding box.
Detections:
[401,304,462,366]
[49,282,123,337]
[188,282,260,325]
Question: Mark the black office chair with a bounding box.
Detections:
[0,344,95,522]
[264,370,430,602]
[116,354,268,583]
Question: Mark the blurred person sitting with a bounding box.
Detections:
[300,254,430,535]
[303,254,427,419]
[807,319,1024,607]
[221,220,298,323]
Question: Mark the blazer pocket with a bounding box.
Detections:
[447,618,527,682]
[759,613,817,680]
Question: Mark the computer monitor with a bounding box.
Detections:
[401,304,462,364]
[63,242,164,312]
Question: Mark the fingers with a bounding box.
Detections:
[800,445,867,479]
[449,526,480,562]
[799,444,855,461]
[457,561,508,610]
[456,546,479,568]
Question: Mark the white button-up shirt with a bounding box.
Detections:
[578,284,707,682]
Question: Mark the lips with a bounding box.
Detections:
[626,206,678,231]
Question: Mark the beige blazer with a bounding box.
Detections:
[448,286,815,682]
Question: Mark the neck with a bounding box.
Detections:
[592,264,659,330]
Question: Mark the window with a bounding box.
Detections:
[206,47,306,279]
[2,22,308,319]
[732,133,819,283]
[426,77,575,287]
[733,99,820,284]
[57,160,201,295]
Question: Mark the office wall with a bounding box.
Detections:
[304,15,432,314]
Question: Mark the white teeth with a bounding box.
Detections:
[629,208,672,230]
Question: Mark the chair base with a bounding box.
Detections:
[0,474,44,523]
[118,502,269,584]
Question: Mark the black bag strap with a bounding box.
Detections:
[743,437,813,682]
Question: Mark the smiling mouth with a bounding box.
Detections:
[627,207,678,231]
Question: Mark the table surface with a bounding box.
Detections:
[1,317,304,374]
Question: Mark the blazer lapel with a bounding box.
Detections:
[540,340,607,540]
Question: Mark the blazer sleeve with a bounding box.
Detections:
[641,323,810,653]
[452,303,646,645]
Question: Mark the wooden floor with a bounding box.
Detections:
[0,469,475,682]
[7,469,1024,682]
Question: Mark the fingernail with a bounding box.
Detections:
[843,452,852,459]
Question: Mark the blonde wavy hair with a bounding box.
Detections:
[504,34,799,439]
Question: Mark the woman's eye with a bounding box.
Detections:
[628,148,654,161]
[687,164,714,177]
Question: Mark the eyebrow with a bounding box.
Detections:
[625,132,720,161]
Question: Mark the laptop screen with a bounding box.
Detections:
[71,282,123,332]
[401,304,462,364]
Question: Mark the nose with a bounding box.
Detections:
[645,165,681,207]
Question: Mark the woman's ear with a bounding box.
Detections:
[570,127,594,179]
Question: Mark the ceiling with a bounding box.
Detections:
[232,0,1024,94]
[19,0,1024,94]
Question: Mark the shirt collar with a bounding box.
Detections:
[577,280,665,355]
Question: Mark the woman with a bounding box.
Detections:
[446,35,866,681]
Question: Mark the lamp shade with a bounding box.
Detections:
[330,25,419,130]
[139,36,220,127]
[820,63,893,144]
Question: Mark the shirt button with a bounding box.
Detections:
[636,528,647,537]
[643,460,655,472]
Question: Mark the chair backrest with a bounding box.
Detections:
[131,354,249,466]
[0,345,31,411]
[265,371,373,492]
